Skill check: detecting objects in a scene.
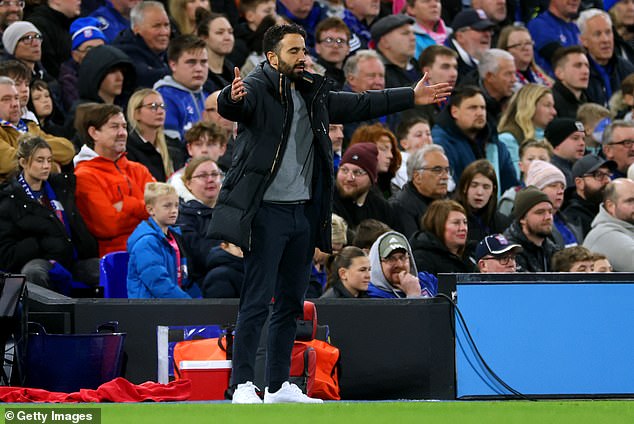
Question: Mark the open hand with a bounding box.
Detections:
[413,73,453,105]
[231,67,247,102]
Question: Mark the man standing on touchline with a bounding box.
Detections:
[210,23,451,404]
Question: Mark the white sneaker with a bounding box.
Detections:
[264,382,324,404]
[232,381,262,404]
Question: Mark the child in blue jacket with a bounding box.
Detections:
[127,182,200,298]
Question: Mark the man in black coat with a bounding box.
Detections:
[503,186,559,272]
[563,154,617,238]
[390,144,450,238]
[209,23,451,404]
[551,46,590,119]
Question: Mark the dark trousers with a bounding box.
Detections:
[231,203,313,390]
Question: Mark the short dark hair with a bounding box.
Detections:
[449,85,483,109]
[417,45,457,69]
[0,60,31,83]
[167,34,207,63]
[351,219,392,250]
[76,103,123,149]
[262,23,306,56]
[551,45,587,70]
[195,8,228,38]
[395,116,430,141]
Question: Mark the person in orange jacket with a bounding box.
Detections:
[74,103,155,256]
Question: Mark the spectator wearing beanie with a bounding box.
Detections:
[545,117,586,188]
[525,159,583,247]
[333,142,403,233]
[1,21,51,82]
[59,17,107,112]
[503,186,559,272]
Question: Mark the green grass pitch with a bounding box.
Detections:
[5,401,634,424]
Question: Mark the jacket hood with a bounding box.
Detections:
[78,44,136,100]
[73,144,99,166]
[591,203,634,232]
[369,231,418,296]
[73,144,130,169]
[154,75,204,94]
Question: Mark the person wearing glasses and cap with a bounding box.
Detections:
[475,233,522,273]
[563,154,617,237]
[367,230,437,298]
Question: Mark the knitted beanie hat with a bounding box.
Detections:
[340,143,379,183]
[2,21,41,55]
[525,160,566,190]
[545,118,584,149]
[70,17,107,51]
[513,186,552,220]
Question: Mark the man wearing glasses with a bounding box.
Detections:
[1,21,46,80]
[314,17,350,90]
[602,120,634,179]
[391,144,450,238]
[563,154,617,237]
[475,234,522,273]
[367,231,437,298]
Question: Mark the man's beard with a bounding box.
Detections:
[278,59,304,82]
[584,186,604,205]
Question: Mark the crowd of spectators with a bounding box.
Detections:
[0,0,633,299]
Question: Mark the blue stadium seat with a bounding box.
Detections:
[99,251,129,298]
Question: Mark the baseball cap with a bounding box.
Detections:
[572,154,617,178]
[371,14,415,42]
[451,9,496,32]
[475,234,523,261]
[379,233,409,259]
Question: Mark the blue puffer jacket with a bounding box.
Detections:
[127,217,198,299]
[431,106,519,194]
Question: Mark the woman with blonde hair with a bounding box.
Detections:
[497,25,553,91]
[497,83,557,179]
[169,0,210,34]
[126,88,174,181]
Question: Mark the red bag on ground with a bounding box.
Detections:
[290,338,341,400]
